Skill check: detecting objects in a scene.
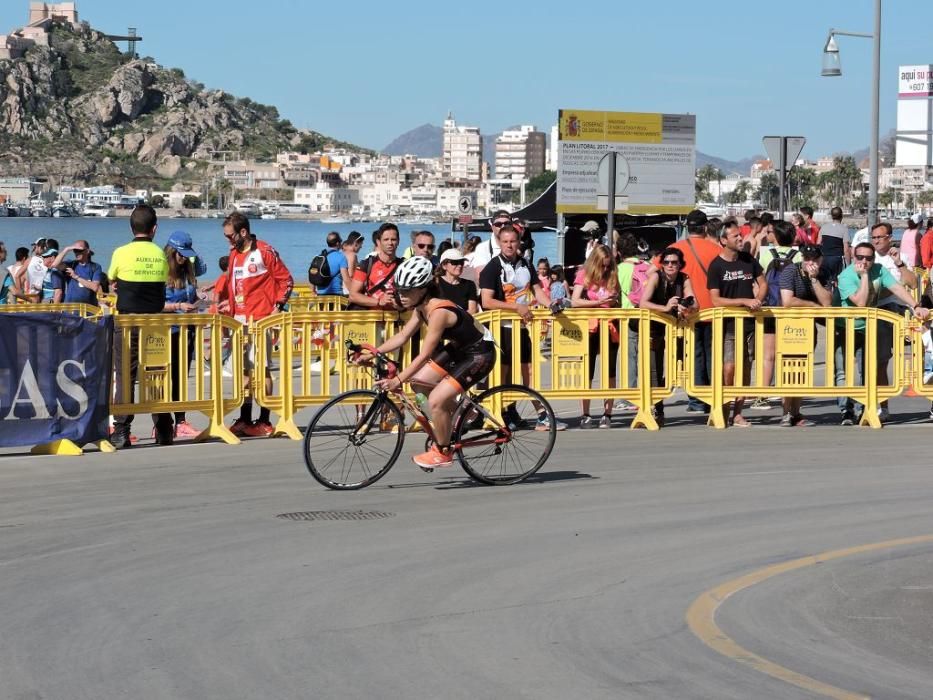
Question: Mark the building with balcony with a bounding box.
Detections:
[494,125,546,182]
[442,112,483,182]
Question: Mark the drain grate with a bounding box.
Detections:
[276,510,396,522]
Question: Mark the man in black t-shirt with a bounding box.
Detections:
[707,223,766,427]
[479,225,563,431]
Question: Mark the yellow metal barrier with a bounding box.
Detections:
[111,313,245,445]
[0,303,102,317]
[251,310,407,439]
[477,308,680,431]
[684,307,908,429]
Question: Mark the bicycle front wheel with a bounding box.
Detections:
[452,384,556,485]
[303,390,405,490]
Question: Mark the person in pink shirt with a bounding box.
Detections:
[571,244,622,428]
[899,214,923,269]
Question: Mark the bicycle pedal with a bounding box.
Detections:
[418,466,434,473]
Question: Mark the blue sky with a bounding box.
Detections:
[68,0,933,160]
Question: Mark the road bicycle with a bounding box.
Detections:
[302,342,557,490]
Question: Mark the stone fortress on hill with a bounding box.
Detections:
[1,3,81,60]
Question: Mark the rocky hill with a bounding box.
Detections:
[0,21,370,185]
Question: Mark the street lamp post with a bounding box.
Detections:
[821,0,882,228]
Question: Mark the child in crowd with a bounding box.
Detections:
[548,265,568,305]
[201,255,229,314]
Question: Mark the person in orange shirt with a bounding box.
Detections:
[921,219,933,270]
[664,209,721,413]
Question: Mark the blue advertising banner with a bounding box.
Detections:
[0,313,114,448]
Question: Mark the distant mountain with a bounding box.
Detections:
[382,123,442,157]
[382,123,516,171]
[696,152,760,177]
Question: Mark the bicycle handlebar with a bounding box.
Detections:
[345,340,398,379]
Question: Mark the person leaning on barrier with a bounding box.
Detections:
[667,209,720,414]
[217,212,294,438]
[571,243,621,429]
[51,240,103,306]
[707,221,767,427]
[639,247,696,427]
[777,244,833,427]
[108,204,174,448]
[834,241,929,426]
[163,231,205,440]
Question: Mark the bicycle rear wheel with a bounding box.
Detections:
[303,390,405,490]
[452,384,556,485]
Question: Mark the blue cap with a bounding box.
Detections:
[166,230,197,258]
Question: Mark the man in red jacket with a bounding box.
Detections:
[217,212,293,437]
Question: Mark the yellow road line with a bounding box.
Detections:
[686,534,933,700]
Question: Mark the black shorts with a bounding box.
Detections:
[428,340,496,393]
[588,330,619,380]
[499,325,532,365]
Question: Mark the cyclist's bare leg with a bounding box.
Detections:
[409,362,445,397]
[428,379,460,448]
[521,362,545,414]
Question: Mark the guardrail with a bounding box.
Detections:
[0,303,102,318]
[111,313,245,444]
[684,307,908,429]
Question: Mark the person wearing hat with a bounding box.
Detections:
[436,248,477,313]
[580,220,603,260]
[51,240,103,306]
[38,246,65,303]
[163,230,204,440]
[13,237,48,301]
[468,209,514,280]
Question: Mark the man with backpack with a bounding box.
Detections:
[347,222,401,311]
[309,231,349,296]
[747,219,802,411]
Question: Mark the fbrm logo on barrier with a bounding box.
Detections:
[559,328,584,342]
[145,335,167,350]
[0,359,90,420]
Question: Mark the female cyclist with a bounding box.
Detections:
[357,256,496,469]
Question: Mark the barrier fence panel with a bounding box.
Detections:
[0,303,102,318]
[110,313,244,445]
[684,307,908,429]
[478,308,681,431]
[251,310,408,439]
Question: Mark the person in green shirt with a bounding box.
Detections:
[834,241,929,425]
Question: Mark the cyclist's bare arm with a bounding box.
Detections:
[376,313,422,354]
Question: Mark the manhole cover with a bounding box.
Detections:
[276,511,396,522]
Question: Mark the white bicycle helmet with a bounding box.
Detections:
[394,256,434,289]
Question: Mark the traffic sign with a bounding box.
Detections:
[458,214,473,225]
[597,151,631,196]
[762,136,806,173]
[458,196,473,215]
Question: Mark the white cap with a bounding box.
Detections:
[580,220,601,233]
[440,248,466,264]
[911,213,924,225]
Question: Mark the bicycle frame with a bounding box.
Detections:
[346,340,510,452]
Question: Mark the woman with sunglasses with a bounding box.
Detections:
[639,248,696,426]
[356,256,496,470]
[436,248,477,313]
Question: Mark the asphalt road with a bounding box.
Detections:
[2,402,933,699]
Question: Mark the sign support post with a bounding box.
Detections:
[606,150,617,237]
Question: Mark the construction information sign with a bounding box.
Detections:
[557,109,696,215]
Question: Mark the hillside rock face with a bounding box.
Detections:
[0,22,320,183]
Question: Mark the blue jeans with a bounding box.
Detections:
[688,321,712,409]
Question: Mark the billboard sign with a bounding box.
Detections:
[896,65,933,166]
[556,109,696,215]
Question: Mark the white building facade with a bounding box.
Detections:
[442,112,483,182]
[494,125,546,182]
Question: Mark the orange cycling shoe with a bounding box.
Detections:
[412,445,454,471]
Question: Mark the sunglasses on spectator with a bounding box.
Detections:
[415,243,435,251]
[661,258,680,266]
[492,219,511,227]
[870,234,889,240]
[445,259,465,266]
[854,254,875,261]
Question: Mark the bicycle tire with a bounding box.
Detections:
[303,390,405,490]
[452,383,556,485]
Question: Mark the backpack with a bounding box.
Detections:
[764,248,796,306]
[307,249,333,287]
[620,258,652,307]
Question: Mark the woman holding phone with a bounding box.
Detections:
[639,247,696,426]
